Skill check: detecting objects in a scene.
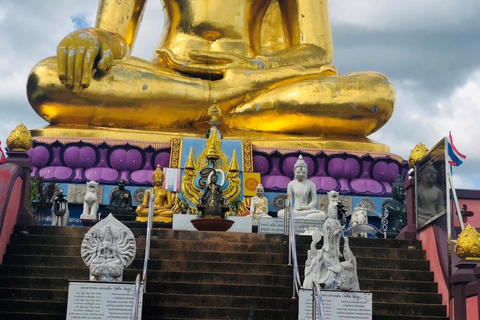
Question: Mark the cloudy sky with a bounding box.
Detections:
[1,0,479,189]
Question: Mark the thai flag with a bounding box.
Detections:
[447,132,466,167]
[0,141,5,164]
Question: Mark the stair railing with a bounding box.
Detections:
[312,281,325,320]
[287,198,302,298]
[130,191,155,320]
[130,274,141,320]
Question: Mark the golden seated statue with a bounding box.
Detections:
[27,0,394,148]
[135,165,173,223]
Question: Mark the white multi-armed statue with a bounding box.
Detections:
[303,190,360,291]
[81,214,136,282]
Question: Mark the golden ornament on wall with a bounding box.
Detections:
[6,123,33,152]
[455,225,480,261]
[408,142,429,168]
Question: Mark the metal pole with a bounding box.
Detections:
[284,198,289,235]
[286,198,292,266]
[448,174,464,230]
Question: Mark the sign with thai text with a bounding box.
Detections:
[299,289,372,320]
[258,218,323,235]
[66,281,143,320]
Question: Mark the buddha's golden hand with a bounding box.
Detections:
[158,49,267,75]
[56,28,128,92]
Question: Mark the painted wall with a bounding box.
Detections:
[453,198,480,228]
[466,296,478,320]
[418,225,450,311]
[0,177,22,264]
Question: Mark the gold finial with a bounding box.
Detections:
[228,150,239,172]
[208,103,221,125]
[408,142,429,168]
[454,225,480,261]
[206,131,220,160]
[185,147,196,170]
[6,123,33,152]
[206,142,220,161]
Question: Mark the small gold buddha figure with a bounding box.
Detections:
[251,184,271,220]
[27,0,394,142]
[135,165,173,223]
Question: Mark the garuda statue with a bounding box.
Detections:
[27,0,394,145]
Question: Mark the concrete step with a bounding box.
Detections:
[7,242,429,263]
[0,311,65,320]
[0,299,66,314]
[369,290,443,305]
[17,228,421,247]
[146,281,293,297]
[2,253,432,277]
[15,225,423,249]
[373,315,449,320]
[0,288,67,302]
[373,301,447,316]
[0,262,435,283]
[143,293,297,311]
[295,234,422,249]
[0,276,71,290]
[357,279,438,293]
[140,305,297,320]
[15,225,284,244]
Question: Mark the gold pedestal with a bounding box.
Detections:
[31,125,390,153]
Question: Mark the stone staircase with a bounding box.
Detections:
[0,225,448,319]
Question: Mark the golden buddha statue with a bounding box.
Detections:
[135,165,173,223]
[27,0,394,148]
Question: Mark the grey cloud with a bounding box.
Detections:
[333,26,480,99]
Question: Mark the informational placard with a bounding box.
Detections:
[258,218,324,235]
[172,214,252,233]
[66,281,143,320]
[299,289,372,320]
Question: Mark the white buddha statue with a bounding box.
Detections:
[251,184,271,220]
[277,155,326,220]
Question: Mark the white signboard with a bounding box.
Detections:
[67,281,143,320]
[299,289,372,320]
[258,218,324,235]
[172,214,252,233]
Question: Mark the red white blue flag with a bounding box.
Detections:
[0,141,5,164]
[447,132,466,167]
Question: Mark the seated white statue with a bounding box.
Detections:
[278,155,326,220]
[251,184,271,220]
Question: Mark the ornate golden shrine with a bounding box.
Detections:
[181,130,241,207]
